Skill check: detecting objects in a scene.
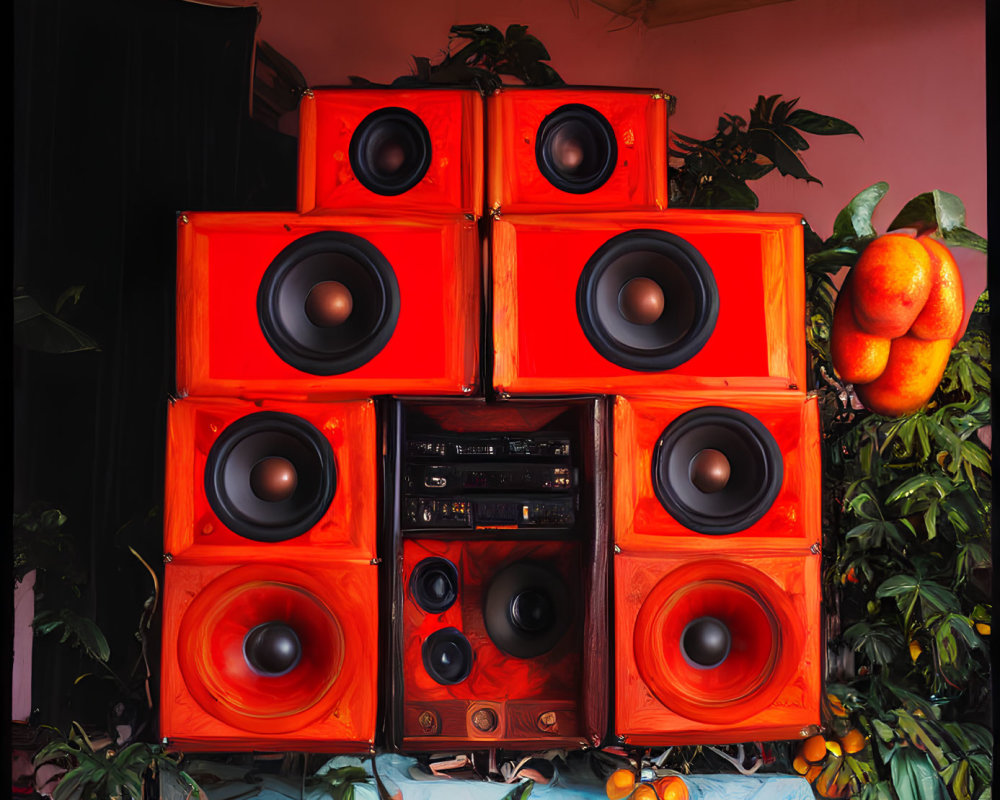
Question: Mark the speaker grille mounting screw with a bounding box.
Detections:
[537,711,558,733]
[811,543,821,554]
[417,711,439,734]
[163,553,173,563]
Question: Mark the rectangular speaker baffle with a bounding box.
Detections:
[297,88,484,217]
[385,398,610,751]
[486,87,669,214]
[164,396,377,563]
[613,393,821,552]
[490,210,805,397]
[175,211,481,400]
[613,550,821,745]
[160,558,378,752]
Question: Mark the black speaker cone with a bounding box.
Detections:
[205,411,336,542]
[576,230,719,371]
[257,231,400,375]
[484,562,572,659]
[652,407,783,534]
[536,104,617,194]
[243,621,302,676]
[680,616,731,669]
[349,107,432,196]
[422,627,473,685]
[410,557,459,614]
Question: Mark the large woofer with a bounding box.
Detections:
[483,562,572,659]
[634,560,802,723]
[177,565,345,732]
[349,107,432,196]
[257,231,400,375]
[422,627,473,685]
[576,230,719,371]
[652,407,783,534]
[204,412,336,542]
[410,557,459,614]
[536,104,617,194]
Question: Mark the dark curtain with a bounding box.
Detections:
[13,0,297,731]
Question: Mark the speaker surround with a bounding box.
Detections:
[651,406,783,534]
[535,104,617,194]
[349,107,432,196]
[483,561,573,659]
[257,231,400,376]
[576,230,719,372]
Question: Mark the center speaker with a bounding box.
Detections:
[490,210,805,396]
[175,212,480,399]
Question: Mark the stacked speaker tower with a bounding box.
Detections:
[161,82,821,753]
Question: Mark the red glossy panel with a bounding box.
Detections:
[164,397,376,562]
[160,560,378,751]
[298,88,484,216]
[614,393,821,551]
[614,551,821,745]
[399,538,591,749]
[487,88,668,213]
[491,210,805,396]
[176,212,480,399]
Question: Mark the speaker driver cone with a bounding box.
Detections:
[652,407,783,534]
[422,627,473,685]
[205,411,336,542]
[577,230,719,371]
[410,557,459,614]
[349,107,432,196]
[536,104,617,194]
[484,562,572,659]
[258,231,400,375]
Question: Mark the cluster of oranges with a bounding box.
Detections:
[792,730,867,797]
[830,232,964,417]
[605,768,688,800]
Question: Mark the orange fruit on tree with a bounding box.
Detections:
[792,755,810,775]
[849,233,933,338]
[605,768,636,800]
[908,235,964,342]
[651,775,689,800]
[854,334,952,416]
[805,765,823,783]
[839,728,866,754]
[830,278,891,384]
[630,784,658,800]
[800,733,829,763]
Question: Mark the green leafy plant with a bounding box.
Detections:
[669,94,861,209]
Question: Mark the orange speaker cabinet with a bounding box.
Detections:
[393,538,603,751]
[486,87,669,213]
[614,394,820,551]
[175,212,480,399]
[297,88,484,216]
[614,551,821,745]
[164,396,376,562]
[490,210,805,396]
[160,559,378,752]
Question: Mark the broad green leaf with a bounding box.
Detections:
[889,746,948,800]
[941,225,988,253]
[13,294,101,353]
[832,182,889,241]
[897,710,947,768]
[748,128,819,182]
[872,718,896,742]
[786,108,863,137]
[888,191,988,253]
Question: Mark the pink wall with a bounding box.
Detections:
[254,0,987,306]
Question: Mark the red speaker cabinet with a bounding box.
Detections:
[160,559,378,751]
[175,212,480,399]
[486,87,669,213]
[164,396,377,562]
[490,210,805,396]
[613,393,821,551]
[297,88,484,216]
[385,398,610,751]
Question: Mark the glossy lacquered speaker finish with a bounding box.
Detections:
[298,88,484,216]
[160,561,378,751]
[175,212,480,399]
[164,397,376,561]
[614,394,821,550]
[486,88,668,213]
[491,211,805,396]
[614,552,821,744]
[396,538,599,750]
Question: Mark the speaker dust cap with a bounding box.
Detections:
[205,411,336,542]
[349,107,432,196]
[576,230,719,371]
[536,104,617,194]
[258,231,400,375]
[484,562,572,659]
[652,407,782,534]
